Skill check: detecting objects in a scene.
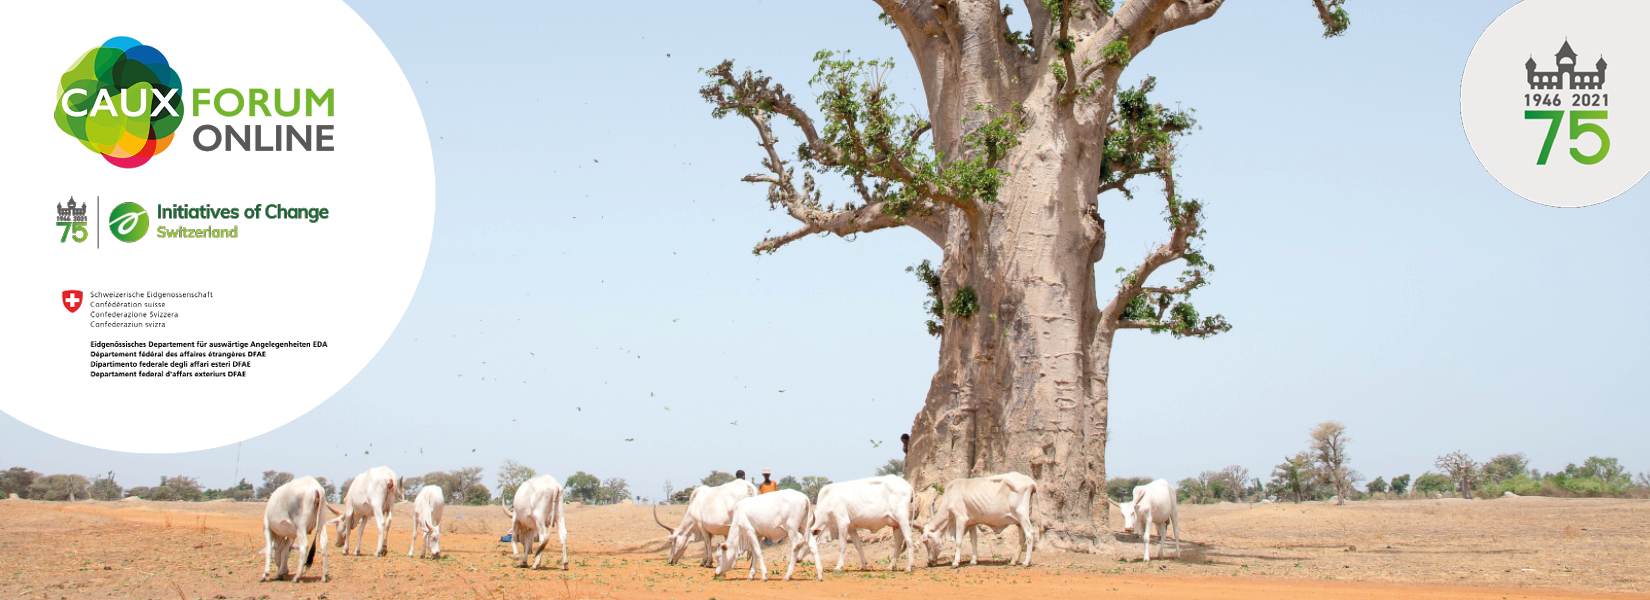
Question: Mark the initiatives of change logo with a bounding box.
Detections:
[108,202,148,242]
[1462,0,1650,207]
[54,37,183,169]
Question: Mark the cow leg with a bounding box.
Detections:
[968,526,980,566]
[556,507,569,569]
[1172,515,1182,559]
[352,516,367,555]
[783,530,799,581]
[750,529,767,581]
[1142,508,1153,562]
[848,528,870,570]
[374,506,390,557]
[700,533,715,568]
[291,525,310,582]
[950,520,964,568]
[408,519,420,557]
[805,524,823,581]
[833,521,849,571]
[532,523,551,569]
[274,535,291,580]
[260,527,276,582]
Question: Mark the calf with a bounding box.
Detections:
[261,476,334,583]
[407,485,445,558]
[809,475,914,572]
[919,472,1037,567]
[333,466,400,556]
[652,479,758,566]
[501,475,568,569]
[713,489,821,581]
[1113,478,1179,561]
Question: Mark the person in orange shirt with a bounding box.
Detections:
[758,468,778,494]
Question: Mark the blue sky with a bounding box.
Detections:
[4,0,1645,496]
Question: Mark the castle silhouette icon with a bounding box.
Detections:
[1526,41,1606,90]
[56,197,88,224]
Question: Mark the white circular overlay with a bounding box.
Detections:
[1462,0,1650,207]
[0,1,434,452]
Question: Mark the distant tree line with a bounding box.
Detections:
[1107,421,1650,505]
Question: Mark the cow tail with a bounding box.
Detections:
[305,489,322,567]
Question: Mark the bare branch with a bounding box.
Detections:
[1076,0,1226,89]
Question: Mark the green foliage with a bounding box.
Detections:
[701,53,1025,233]
[1481,475,1541,497]
[875,458,905,477]
[1389,474,1411,495]
[0,467,40,499]
[1483,453,1529,484]
[1317,0,1352,38]
[777,475,801,492]
[1100,38,1131,68]
[565,471,602,504]
[1366,476,1387,495]
[1101,77,1195,190]
[89,472,124,501]
[1269,452,1319,503]
[1412,472,1453,496]
[907,259,944,336]
[463,483,492,506]
[162,475,203,502]
[1106,476,1152,503]
[948,286,979,318]
[28,474,90,501]
[699,470,735,487]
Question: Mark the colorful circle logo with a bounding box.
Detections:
[109,202,148,242]
[53,37,183,169]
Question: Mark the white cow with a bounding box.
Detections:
[333,466,401,556]
[1112,478,1179,561]
[652,479,758,566]
[500,475,568,569]
[809,475,915,572]
[407,485,445,559]
[713,489,821,581]
[919,472,1037,567]
[261,476,334,583]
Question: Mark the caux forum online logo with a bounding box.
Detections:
[53,36,183,169]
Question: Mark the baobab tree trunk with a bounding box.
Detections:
[905,78,1119,550]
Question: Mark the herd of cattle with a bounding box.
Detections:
[259,466,1184,583]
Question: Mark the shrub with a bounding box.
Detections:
[1107,477,1153,503]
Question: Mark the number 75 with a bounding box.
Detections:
[1526,110,1609,165]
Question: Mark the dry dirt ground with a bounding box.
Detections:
[1,495,1646,600]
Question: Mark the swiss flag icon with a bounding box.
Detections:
[62,290,83,313]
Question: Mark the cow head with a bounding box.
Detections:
[1114,497,1140,534]
[653,504,691,564]
[428,526,442,558]
[918,522,945,566]
[712,541,739,577]
[328,516,350,547]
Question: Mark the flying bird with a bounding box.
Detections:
[625,438,634,442]
[870,440,882,448]
[729,421,738,426]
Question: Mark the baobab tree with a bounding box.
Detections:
[701,0,1351,550]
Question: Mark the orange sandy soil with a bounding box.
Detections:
[1,495,1646,600]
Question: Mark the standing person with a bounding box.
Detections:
[758,469,778,494]
[735,469,746,484]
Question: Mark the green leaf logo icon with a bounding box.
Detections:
[109,202,149,243]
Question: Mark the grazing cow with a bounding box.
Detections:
[261,476,335,583]
[713,489,821,581]
[809,475,915,572]
[500,475,568,569]
[652,479,758,567]
[407,485,445,559]
[919,472,1037,567]
[333,466,400,556]
[1112,478,1179,562]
